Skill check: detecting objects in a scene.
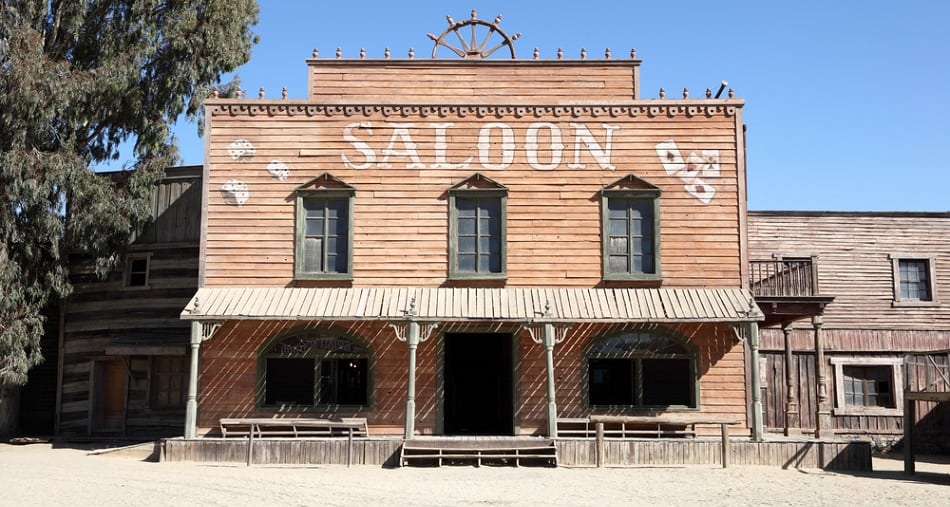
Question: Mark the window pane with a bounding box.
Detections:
[609,219,627,236]
[842,365,894,408]
[305,218,323,236]
[589,359,634,405]
[899,259,931,300]
[642,358,692,406]
[303,237,323,272]
[265,358,314,405]
[458,254,476,272]
[608,256,628,273]
[609,237,628,255]
[458,217,476,235]
[457,198,477,215]
[304,199,325,217]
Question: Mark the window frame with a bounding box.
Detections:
[448,187,508,281]
[601,187,662,282]
[149,355,188,411]
[124,253,152,289]
[890,254,939,307]
[830,357,903,416]
[258,331,372,410]
[294,188,355,281]
[584,329,699,410]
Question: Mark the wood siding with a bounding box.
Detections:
[308,61,639,102]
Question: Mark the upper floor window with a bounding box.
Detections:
[601,175,662,281]
[586,330,697,409]
[260,332,371,407]
[295,174,355,280]
[890,254,938,306]
[448,173,507,280]
[125,253,152,288]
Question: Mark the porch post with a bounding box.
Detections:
[542,322,558,438]
[184,321,201,439]
[747,321,764,441]
[782,322,799,436]
[404,321,420,439]
[813,315,834,438]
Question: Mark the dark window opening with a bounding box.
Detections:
[127,257,149,287]
[898,259,932,301]
[265,358,314,405]
[843,365,894,408]
[151,356,187,409]
[261,334,370,407]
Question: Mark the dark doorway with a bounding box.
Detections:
[443,333,513,435]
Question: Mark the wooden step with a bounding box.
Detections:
[400,439,558,467]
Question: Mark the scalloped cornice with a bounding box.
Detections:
[207,101,741,119]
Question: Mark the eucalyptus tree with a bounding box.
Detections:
[0,1,258,434]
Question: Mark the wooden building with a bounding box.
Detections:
[56,166,201,437]
[748,211,950,445]
[180,14,765,442]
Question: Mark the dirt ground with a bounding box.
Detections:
[1,443,947,506]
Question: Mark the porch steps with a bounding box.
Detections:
[399,438,558,467]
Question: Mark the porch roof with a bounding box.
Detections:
[181,287,762,324]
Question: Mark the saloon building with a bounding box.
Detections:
[178,13,766,443]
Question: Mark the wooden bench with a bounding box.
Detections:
[219,417,368,467]
[219,417,368,439]
[559,415,741,468]
[400,439,558,467]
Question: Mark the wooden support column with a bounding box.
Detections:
[747,321,764,441]
[813,315,834,438]
[904,396,916,475]
[782,322,799,436]
[524,306,571,438]
[184,320,220,439]
[389,298,438,440]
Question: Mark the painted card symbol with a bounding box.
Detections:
[266,160,290,181]
[684,180,716,204]
[220,179,249,206]
[654,140,685,176]
[701,150,720,178]
[227,139,256,161]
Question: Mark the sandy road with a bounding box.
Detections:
[1,443,948,506]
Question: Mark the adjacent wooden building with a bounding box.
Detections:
[748,211,950,445]
[180,16,764,441]
[56,166,201,437]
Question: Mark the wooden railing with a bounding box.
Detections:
[905,351,950,394]
[749,259,817,297]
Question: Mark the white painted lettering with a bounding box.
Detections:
[428,122,472,169]
[567,123,620,170]
[525,122,564,171]
[378,123,425,169]
[341,122,376,170]
[476,123,516,170]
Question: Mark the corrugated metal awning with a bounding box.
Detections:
[181,287,762,323]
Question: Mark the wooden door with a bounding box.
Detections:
[93,359,127,433]
[443,333,513,435]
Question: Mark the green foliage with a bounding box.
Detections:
[0,1,258,385]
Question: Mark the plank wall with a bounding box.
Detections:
[204,104,744,288]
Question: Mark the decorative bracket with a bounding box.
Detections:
[522,301,571,346]
[388,297,439,343]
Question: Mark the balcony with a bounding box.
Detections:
[749,259,834,327]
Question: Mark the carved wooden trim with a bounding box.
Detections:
[208,102,740,119]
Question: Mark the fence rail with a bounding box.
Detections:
[749,259,817,297]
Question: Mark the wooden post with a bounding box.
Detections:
[596,422,605,468]
[813,315,833,438]
[721,423,730,468]
[904,396,916,475]
[543,322,559,438]
[404,320,420,439]
[782,322,798,436]
[747,322,764,441]
[245,431,254,467]
[184,321,201,439]
[347,427,354,467]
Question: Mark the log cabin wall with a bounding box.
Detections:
[58,167,201,437]
[748,211,950,440]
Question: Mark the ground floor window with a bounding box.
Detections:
[587,331,697,408]
[830,357,903,416]
[261,333,369,407]
[151,356,187,409]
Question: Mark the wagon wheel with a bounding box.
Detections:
[428,10,521,59]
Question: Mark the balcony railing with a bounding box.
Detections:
[749,259,817,297]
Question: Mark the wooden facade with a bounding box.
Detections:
[57,166,201,437]
[748,211,950,444]
[188,21,758,443]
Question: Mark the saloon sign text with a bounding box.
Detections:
[341,121,620,171]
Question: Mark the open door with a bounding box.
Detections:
[92,359,127,433]
[443,333,513,435]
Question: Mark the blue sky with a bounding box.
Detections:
[164,1,948,211]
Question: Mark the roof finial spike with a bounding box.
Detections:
[659,88,665,99]
[557,48,563,60]
[281,87,288,99]
[580,48,587,59]
[235,88,244,99]
[471,9,477,19]
[427,33,438,42]
[630,48,636,59]
[258,87,265,99]
[683,87,688,99]
[706,88,712,99]
[494,14,502,25]
[335,47,342,59]
[408,47,415,59]
[312,48,319,58]
[544,301,552,318]
[605,48,611,59]
[446,15,454,25]
[533,47,539,60]
[384,47,391,59]
[359,48,366,59]
[728,88,735,98]
[211,88,219,98]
